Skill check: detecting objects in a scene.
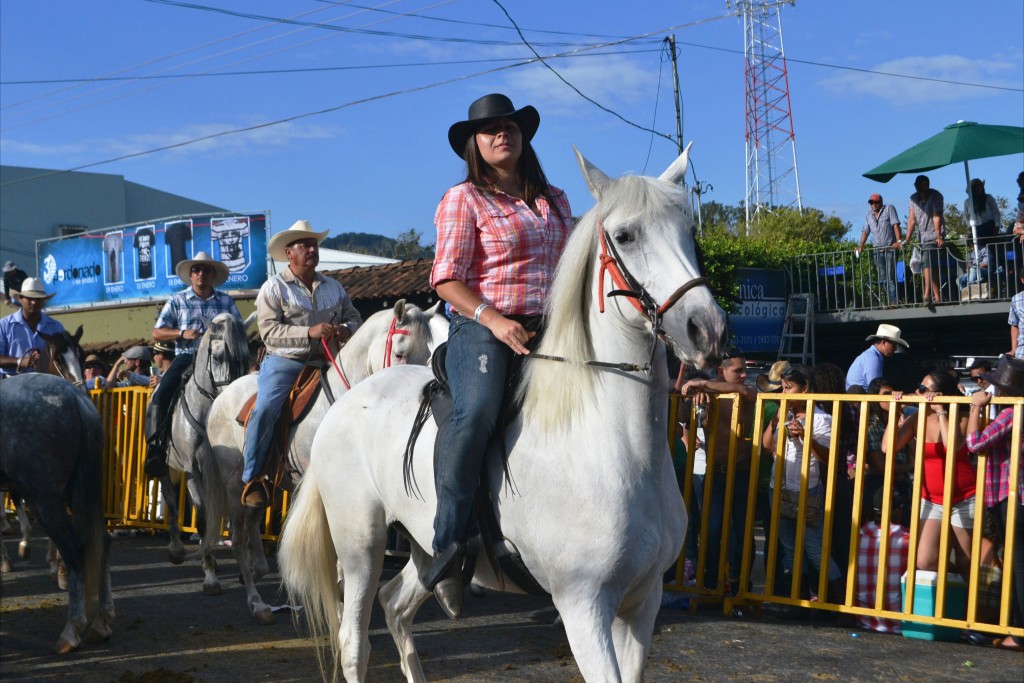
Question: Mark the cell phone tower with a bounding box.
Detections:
[730,0,803,234]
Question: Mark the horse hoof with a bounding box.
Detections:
[1,559,12,573]
[203,582,223,596]
[254,607,276,625]
[85,622,113,644]
[168,548,186,566]
[57,571,69,591]
[18,541,30,559]
[54,638,77,655]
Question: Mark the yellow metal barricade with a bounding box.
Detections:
[664,390,1022,641]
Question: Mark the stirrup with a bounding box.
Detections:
[241,478,269,508]
[420,541,465,591]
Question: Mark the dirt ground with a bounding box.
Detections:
[1,531,1021,682]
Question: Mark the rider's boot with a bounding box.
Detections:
[143,402,168,478]
[420,541,465,620]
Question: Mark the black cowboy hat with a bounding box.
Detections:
[983,355,1024,393]
[447,93,540,159]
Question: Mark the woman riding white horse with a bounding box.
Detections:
[279,146,728,682]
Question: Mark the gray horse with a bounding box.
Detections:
[0,373,113,653]
[156,311,252,569]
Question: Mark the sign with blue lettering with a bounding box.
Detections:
[730,267,787,352]
[36,212,268,310]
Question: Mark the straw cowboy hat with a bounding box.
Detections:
[447,93,540,159]
[12,277,56,301]
[755,360,792,392]
[3,261,18,273]
[267,220,329,262]
[983,355,1024,393]
[174,251,229,287]
[865,323,909,349]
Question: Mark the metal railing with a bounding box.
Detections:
[664,391,1022,641]
[787,237,1020,313]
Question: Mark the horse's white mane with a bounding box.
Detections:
[520,171,690,432]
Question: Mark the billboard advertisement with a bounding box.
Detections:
[36,212,268,310]
[730,267,787,353]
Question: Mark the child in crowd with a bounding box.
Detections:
[855,487,910,633]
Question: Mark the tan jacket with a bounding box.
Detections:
[256,267,362,360]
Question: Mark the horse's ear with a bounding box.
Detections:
[73,325,84,344]
[658,142,692,185]
[393,298,407,323]
[425,300,442,317]
[200,316,212,332]
[574,146,610,200]
[243,311,257,330]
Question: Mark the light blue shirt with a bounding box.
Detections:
[0,309,66,376]
[845,344,884,390]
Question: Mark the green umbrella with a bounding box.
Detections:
[863,121,1024,182]
[863,121,1024,263]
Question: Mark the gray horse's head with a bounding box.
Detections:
[199,313,251,386]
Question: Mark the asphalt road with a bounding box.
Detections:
[0,531,1021,682]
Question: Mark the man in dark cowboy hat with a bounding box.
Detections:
[2,261,28,308]
[144,252,242,477]
[240,220,361,508]
[0,277,66,377]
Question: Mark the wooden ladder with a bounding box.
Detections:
[777,293,815,366]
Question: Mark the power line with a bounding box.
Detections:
[0,47,663,86]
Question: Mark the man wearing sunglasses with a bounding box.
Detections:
[144,251,242,477]
[845,323,908,391]
[856,193,903,306]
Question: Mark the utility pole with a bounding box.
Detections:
[665,35,705,231]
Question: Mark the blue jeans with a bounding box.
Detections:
[873,249,898,304]
[704,464,752,590]
[775,484,841,582]
[242,354,304,483]
[432,315,513,553]
[150,353,193,417]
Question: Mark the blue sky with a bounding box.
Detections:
[2,1,1022,243]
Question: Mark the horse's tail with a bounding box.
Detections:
[278,471,340,678]
[70,391,106,622]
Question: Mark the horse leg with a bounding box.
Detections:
[553,590,623,683]
[611,584,663,683]
[248,514,269,581]
[25,496,88,654]
[230,501,274,624]
[161,471,186,565]
[379,544,432,683]
[0,537,11,573]
[48,541,68,590]
[85,531,115,644]
[15,499,31,559]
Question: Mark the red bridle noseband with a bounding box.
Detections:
[383,317,410,369]
[597,229,709,325]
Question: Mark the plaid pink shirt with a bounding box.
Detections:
[855,521,910,633]
[431,182,572,316]
[966,406,1024,508]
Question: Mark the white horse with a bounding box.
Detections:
[199,300,448,623]
[158,311,253,568]
[278,147,728,682]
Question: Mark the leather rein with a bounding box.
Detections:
[531,227,709,375]
[320,316,411,391]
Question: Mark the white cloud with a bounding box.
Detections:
[819,54,1020,106]
[0,119,337,163]
[501,54,660,117]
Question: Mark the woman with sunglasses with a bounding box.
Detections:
[885,371,975,579]
[422,94,573,619]
[762,363,844,603]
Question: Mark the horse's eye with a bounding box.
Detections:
[613,230,633,245]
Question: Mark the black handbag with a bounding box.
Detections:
[779,488,821,527]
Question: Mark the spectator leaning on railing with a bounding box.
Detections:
[965,355,1024,652]
[857,193,903,306]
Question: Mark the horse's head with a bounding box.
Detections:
[575,145,728,369]
[379,299,434,369]
[39,326,86,388]
[198,313,251,387]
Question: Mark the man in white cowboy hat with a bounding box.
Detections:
[0,277,67,377]
[845,323,909,391]
[240,219,362,507]
[2,260,28,308]
[144,251,242,477]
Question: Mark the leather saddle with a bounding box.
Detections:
[235,363,336,501]
[403,317,548,596]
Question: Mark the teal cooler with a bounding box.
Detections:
[900,570,967,641]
